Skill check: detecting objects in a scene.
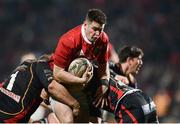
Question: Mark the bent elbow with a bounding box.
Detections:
[48,80,57,94]
[53,64,64,81]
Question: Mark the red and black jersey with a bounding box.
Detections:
[87,65,158,123]
[0,60,54,122]
[108,77,140,112]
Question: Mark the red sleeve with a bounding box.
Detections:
[107,42,113,60]
[97,32,109,64]
[53,36,75,69]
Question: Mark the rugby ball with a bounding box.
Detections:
[68,57,93,78]
[67,58,93,110]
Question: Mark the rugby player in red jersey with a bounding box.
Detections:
[48,8,110,122]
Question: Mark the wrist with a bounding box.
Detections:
[71,100,80,109]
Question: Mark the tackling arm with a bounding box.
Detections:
[48,80,80,115]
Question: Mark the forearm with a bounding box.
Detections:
[48,80,79,107]
[53,64,85,84]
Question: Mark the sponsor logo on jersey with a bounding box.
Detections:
[0,87,21,103]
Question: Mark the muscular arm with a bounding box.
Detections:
[53,64,86,84]
[48,80,79,108]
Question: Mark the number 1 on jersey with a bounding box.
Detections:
[7,71,19,91]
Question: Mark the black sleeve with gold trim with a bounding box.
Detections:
[35,60,54,91]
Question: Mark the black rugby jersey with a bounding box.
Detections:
[0,60,54,122]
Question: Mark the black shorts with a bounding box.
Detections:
[115,91,158,123]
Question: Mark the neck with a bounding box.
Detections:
[120,63,129,75]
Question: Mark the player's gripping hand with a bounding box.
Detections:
[93,84,109,108]
[71,100,80,116]
[81,65,93,85]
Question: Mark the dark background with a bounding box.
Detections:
[0,0,179,122]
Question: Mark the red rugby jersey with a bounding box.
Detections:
[49,24,109,70]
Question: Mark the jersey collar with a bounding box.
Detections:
[81,24,92,44]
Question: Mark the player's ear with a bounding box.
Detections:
[84,21,88,28]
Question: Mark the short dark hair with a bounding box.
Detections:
[118,46,144,63]
[86,8,107,24]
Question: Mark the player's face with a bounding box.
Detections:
[129,55,143,74]
[84,20,105,43]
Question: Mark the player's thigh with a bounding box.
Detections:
[49,97,73,123]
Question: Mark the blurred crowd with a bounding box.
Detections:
[0,0,179,122]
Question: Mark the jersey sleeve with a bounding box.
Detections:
[36,61,54,91]
[107,42,113,60]
[53,36,76,69]
[97,33,109,64]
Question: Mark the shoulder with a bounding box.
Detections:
[35,60,51,72]
[59,25,82,47]
[61,25,81,40]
